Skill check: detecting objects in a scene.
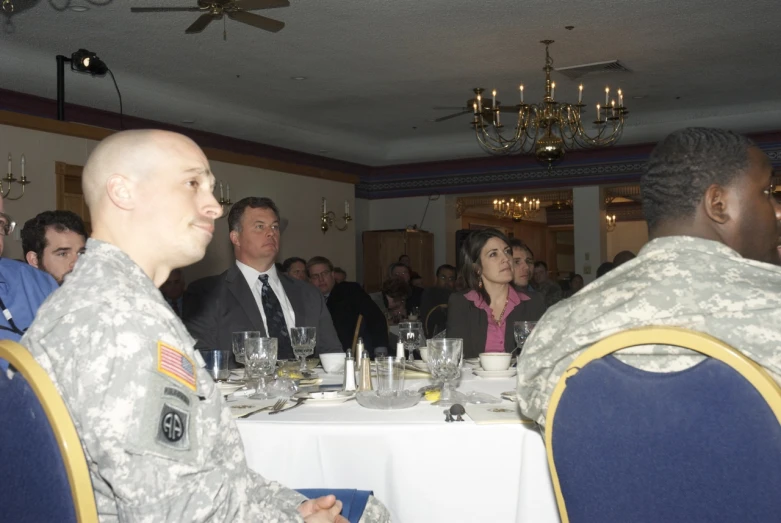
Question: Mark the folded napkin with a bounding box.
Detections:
[464,403,534,425]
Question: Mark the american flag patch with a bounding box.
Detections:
[157,342,197,391]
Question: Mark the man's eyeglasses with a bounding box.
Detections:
[0,213,15,237]
[310,270,332,281]
[438,275,456,282]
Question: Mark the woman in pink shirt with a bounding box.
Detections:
[446,229,546,359]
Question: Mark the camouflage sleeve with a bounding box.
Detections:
[61,308,305,523]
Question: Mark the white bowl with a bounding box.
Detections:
[479,352,512,371]
[320,353,346,374]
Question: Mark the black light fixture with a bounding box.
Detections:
[56,49,114,122]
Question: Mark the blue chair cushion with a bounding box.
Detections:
[552,355,781,523]
[0,360,78,523]
[296,489,372,523]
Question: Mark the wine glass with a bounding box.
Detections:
[289,326,317,374]
[246,337,278,399]
[513,321,537,354]
[232,330,261,368]
[398,321,424,362]
[427,338,465,407]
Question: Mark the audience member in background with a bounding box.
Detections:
[533,260,563,308]
[21,130,380,521]
[281,256,308,281]
[184,197,342,361]
[518,127,781,428]
[447,229,546,359]
[398,254,411,267]
[371,277,410,325]
[419,264,456,336]
[333,267,347,284]
[613,250,636,267]
[566,273,584,297]
[0,196,58,351]
[596,261,615,278]
[160,268,186,317]
[388,261,424,311]
[410,273,424,288]
[308,256,388,357]
[508,239,545,313]
[21,210,87,285]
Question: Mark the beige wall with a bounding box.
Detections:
[606,220,649,263]
[0,123,356,283]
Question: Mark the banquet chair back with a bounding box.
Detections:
[424,303,447,338]
[545,326,781,523]
[0,340,98,523]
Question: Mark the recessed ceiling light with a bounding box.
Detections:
[632,95,647,100]
[69,5,89,12]
[318,149,328,153]
[181,119,196,124]
[291,76,307,81]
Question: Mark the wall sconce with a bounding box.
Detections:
[320,197,352,234]
[216,181,232,219]
[2,153,31,201]
[606,213,617,232]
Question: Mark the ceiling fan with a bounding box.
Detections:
[433,88,516,123]
[131,0,290,35]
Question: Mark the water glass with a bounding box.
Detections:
[246,337,278,399]
[289,326,317,374]
[202,349,231,381]
[232,330,261,366]
[375,357,405,396]
[513,321,537,353]
[427,338,464,407]
[398,321,425,362]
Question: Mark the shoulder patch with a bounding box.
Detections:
[157,341,197,391]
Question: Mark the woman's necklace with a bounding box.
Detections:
[493,289,510,325]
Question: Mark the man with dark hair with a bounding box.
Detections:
[532,260,563,308]
[307,256,388,356]
[434,264,456,290]
[612,250,636,267]
[21,210,87,284]
[596,261,615,278]
[332,267,347,284]
[508,239,538,294]
[160,268,186,317]
[281,256,308,281]
[419,264,457,336]
[518,127,781,428]
[388,261,423,311]
[184,196,342,361]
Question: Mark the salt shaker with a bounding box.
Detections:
[396,341,405,360]
[343,350,357,392]
[358,350,373,391]
[354,337,365,371]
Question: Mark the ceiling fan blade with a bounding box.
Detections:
[233,0,290,10]
[435,110,471,123]
[131,7,203,12]
[228,10,284,32]
[185,13,218,33]
[433,106,468,111]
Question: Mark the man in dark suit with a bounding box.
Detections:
[183,197,342,361]
[307,256,389,358]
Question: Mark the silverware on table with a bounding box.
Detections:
[237,398,287,419]
[268,399,305,415]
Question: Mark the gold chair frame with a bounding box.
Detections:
[0,340,98,522]
[544,326,781,523]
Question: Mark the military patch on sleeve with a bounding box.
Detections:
[157,341,197,391]
[157,403,190,450]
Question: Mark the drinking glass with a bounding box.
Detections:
[246,337,278,399]
[202,349,231,381]
[398,321,424,362]
[427,338,465,407]
[513,321,537,354]
[232,330,261,367]
[289,326,317,374]
[375,356,405,397]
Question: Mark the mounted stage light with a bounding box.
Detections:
[56,49,122,128]
[69,49,108,76]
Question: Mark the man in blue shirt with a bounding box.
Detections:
[0,196,59,351]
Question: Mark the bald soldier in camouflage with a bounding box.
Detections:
[517,127,781,428]
[22,130,389,522]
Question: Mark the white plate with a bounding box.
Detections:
[464,358,481,366]
[292,390,356,405]
[217,382,244,395]
[473,369,517,378]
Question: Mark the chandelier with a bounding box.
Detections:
[471,40,628,167]
[493,197,540,222]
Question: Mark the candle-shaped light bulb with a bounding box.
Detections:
[473,102,477,113]
[226,183,230,201]
[578,84,583,103]
[477,94,482,112]
[322,197,327,214]
[20,154,25,179]
[618,88,623,107]
[219,181,224,201]
[520,84,524,103]
[596,103,601,120]
[492,89,496,110]
[345,200,349,215]
[611,99,616,116]
[551,82,556,99]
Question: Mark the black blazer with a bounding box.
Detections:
[326,282,389,358]
[446,289,546,359]
[182,263,342,361]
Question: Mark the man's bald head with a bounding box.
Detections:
[83,129,208,209]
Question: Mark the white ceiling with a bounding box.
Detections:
[2,0,781,165]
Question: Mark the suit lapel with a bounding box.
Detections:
[279,274,302,325]
[226,263,266,335]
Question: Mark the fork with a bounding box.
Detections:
[237,398,287,419]
[268,399,305,415]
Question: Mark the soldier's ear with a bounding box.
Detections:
[702,183,730,225]
[106,174,135,211]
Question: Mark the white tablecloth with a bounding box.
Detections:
[236,370,560,523]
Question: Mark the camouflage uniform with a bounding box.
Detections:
[22,240,390,523]
[517,236,781,428]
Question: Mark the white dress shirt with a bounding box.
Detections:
[236,261,296,335]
